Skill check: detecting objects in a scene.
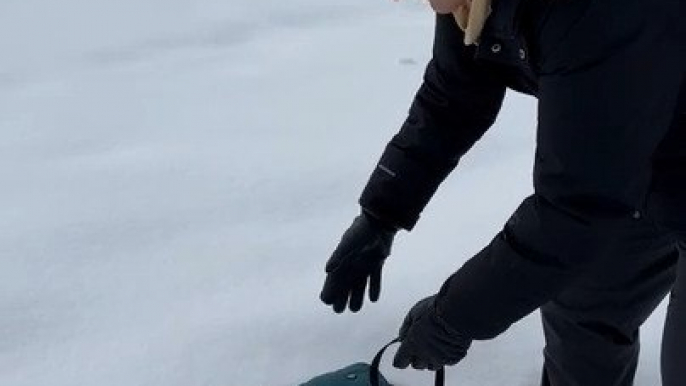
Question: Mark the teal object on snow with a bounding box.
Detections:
[299,362,391,386]
[299,339,444,386]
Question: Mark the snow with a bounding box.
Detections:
[0,1,667,385]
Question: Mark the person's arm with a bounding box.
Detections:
[359,14,507,230]
[321,14,507,314]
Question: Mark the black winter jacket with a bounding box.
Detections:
[359,0,686,340]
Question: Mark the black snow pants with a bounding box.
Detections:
[539,223,679,386]
[662,243,686,386]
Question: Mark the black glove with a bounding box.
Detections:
[393,295,472,370]
[320,211,397,313]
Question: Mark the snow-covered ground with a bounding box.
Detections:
[0,1,668,385]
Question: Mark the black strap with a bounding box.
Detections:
[369,338,445,386]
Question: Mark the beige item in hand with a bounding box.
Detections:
[453,0,492,45]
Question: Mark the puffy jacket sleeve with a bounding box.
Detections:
[358,14,507,230]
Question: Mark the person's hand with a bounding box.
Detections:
[393,296,472,370]
[427,0,472,14]
[320,211,397,313]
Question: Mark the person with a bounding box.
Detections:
[319,0,686,384]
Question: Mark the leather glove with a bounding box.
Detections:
[320,211,397,313]
[393,295,472,370]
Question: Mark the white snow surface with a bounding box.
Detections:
[0,1,667,385]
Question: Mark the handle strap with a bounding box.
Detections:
[369,338,445,386]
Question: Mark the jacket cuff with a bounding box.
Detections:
[359,144,450,231]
